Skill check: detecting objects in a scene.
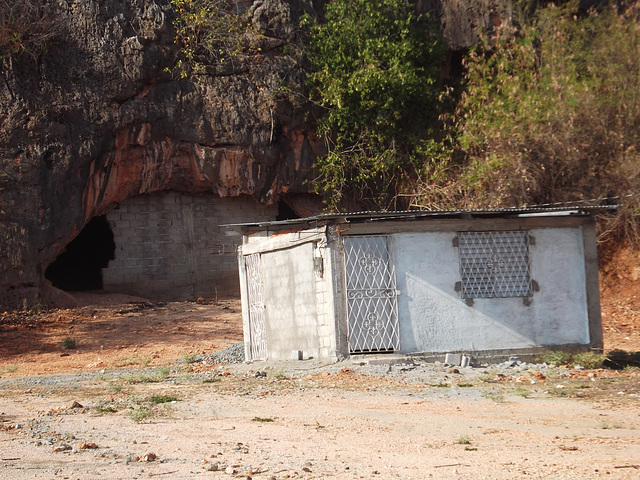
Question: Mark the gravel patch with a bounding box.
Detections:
[195,342,245,365]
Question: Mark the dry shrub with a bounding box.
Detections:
[414,1,640,243]
[0,0,63,59]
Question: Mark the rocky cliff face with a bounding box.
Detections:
[0,0,511,309]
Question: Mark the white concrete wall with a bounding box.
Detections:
[261,243,320,359]
[105,191,276,300]
[241,228,336,361]
[392,228,589,353]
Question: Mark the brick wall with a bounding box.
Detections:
[104,192,277,300]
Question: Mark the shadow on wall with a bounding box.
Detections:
[45,215,115,291]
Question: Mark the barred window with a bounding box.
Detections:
[457,231,532,299]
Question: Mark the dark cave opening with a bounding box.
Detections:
[45,215,116,291]
[276,199,300,221]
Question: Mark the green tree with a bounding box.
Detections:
[306,0,448,210]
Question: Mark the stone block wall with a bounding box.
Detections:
[104,192,277,300]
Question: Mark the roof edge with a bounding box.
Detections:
[224,205,619,231]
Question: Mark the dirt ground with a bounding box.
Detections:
[0,243,639,479]
[0,293,244,376]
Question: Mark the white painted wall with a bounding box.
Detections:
[258,242,322,360]
[392,228,589,353]
[239,221,595,360]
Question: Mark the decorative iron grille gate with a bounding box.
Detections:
[245,253,266,360]
[344,236,400,353]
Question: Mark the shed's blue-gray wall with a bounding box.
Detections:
[393,228,589,353]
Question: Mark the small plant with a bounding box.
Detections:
[60,337,77,349]
[0,0,64,59]
[181,352,199,364]
[114,356,152,368]
[456,436,471,445]
[271,369,288,380]
[108,381,124,394]
[430,382,449,388]
[174,373,197,383]
[0,365,18,374]
[123,366,170,384]
[95,405,117,414]
[482,391,505,403]
[150,395,178,404]
[252,417,274,423]
[513,387,531,398]
[539,351,572,366]
[477,370,499,383]
[202,378,220,384]
[457,383,474,388]
[129,405,151,423]
[548,386,570,397]
[539,351,605,369]
[169,0,257,78]
[573,352,606,370]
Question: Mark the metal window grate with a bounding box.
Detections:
[457,231,532,299]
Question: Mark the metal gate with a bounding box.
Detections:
[344,235,400,353]
[245,253,266,360]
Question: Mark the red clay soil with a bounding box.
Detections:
[0,240,638,377]
[0,294,244,376]
[599,240,640,354]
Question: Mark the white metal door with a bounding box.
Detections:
[245,253,266,360]
[344,235,400,353]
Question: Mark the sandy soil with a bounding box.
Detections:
[0,243,639,479]
[0,357,639,480]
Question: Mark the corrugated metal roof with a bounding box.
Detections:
[224,204,618,231]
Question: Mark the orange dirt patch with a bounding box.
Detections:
[0,292,243,376]
[599,240,640,353]
[0,239,639,377]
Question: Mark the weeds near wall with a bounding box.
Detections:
[0,0,63,59]
[538,351,606,369]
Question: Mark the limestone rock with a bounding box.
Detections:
[0,0,512,308]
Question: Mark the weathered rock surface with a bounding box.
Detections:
[0,0,511,308]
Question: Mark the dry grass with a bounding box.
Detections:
[0,0,63,58]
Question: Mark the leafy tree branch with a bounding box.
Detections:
[305,0,450,210]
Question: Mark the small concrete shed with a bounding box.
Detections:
[231,207,611,362]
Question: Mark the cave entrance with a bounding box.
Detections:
[45,215,115,291]
[276,199,300,221]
